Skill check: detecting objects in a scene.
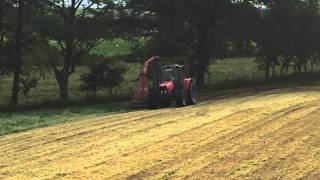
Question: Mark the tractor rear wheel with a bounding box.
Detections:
[186,81,197,105]
[176,90,187,107]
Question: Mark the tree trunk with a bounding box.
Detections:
[0,1,4,70]
[56,41,73,101]
[0,26,3,71]
[280,63,284,76]
[196,19,211,90]
[285,62,289,75]
[272,63,276,77]
[93,87,97,97]
[265,61,270,79]
[196,67,206,89]
[11,0,24,105]
[304,62,307,73]
[285,56,291,75]
[297,60,302,73]
[57,71,69,101]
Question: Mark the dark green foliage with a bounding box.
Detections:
[80,57,128,97]
[80,73,98,97]
[255,0,320,77]
[128,37,151,63]
[19,75,39,103]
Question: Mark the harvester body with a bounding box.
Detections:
[129,56,160,108]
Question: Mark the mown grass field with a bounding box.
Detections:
[1,85,320,179]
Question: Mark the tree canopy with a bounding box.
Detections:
[2,0,320,104]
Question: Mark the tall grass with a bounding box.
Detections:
[206,57,320,85]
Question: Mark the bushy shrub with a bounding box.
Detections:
[19,75,39,103]
[80,59,128,98]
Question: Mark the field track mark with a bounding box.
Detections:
[193,106,320,179]
[246,110,320,179]
[303,168,320,180]
[144,103,320,179]
[104,101,318,179]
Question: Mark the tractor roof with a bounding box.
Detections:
[161,64,184,71]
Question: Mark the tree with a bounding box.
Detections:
[36,0,115,101]
[126,0,255,89]
[147,0,223,88]
[129,37,152,64]
[9,0,46,105]
[293,0,319,73]
[255,0,319,77]
[228,1,260,57]
[0,0,11,74]
[11,0,25,105]
[0,0,5,74]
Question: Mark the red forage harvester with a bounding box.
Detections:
[129,56,160,108]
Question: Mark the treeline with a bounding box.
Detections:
[1,0,320,105]
[128,0,320,86]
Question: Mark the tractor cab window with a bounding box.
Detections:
[160,65,185,83]
[161,69,176,82]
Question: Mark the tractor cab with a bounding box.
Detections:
[160,65,185,83]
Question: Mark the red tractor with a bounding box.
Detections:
[130,57,197,108]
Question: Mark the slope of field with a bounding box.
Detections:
[1,86,320,179]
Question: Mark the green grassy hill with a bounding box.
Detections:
[90,39,132,57]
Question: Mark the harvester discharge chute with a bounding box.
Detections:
[129,56,160,108]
